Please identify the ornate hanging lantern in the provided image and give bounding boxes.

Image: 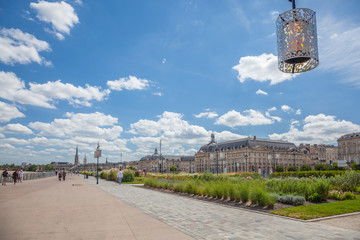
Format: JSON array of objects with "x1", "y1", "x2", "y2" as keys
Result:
[{"x1": 276, "y1": 0, "x2": 319, "y2": 73}]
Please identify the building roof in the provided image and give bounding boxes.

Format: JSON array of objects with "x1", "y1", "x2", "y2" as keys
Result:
[
  {"x1": 338, "y1": 132, "x2": 360, "y2": 141},
  {"x1": 199, "y1": 136, "x2": 296, "y2": 153},
  {"x1": 139, "y1": 149, "x2": 194, "y2": 161}
]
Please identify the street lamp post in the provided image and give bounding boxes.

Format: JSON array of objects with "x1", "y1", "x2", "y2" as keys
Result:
[
  {"x1": 245, "y1": 154, "x2": 248, "y2": 172},
  {"x1": 94, "y1": 143, "x2": 101, "y2": 185}
]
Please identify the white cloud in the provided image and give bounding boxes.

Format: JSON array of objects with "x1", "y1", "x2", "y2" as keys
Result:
[
  {"x1": 107, "y1": 76, "x2": 150, "y2": 91},
  {"x1": 268, "y1": 107, "x2": 277, "y2": 112},
  {"x1": 269, "y1": 114, "x2": 360, "y2": 144},
  {"x1": 295, "y1": 109, "x2": 301, "y2": 115},
  {"x1": 129, "y1": 111, "x2": 246, "y2": 154},
  {"x1": 0, "y1": 101, "x2": 25, "y2": 123},
  {"x1": 256, "y1": 89, "x2": 268, "y2": 95},
  {"x1": 74, "y1": 0, "x2": 83, "y2": 6},
  {"x1": 232, "y1": 53, "x2": 297, "y2": 85},
  {"x1": 0, "y1": 28, "x2": 51, "y2": 65},
  {"x1": 0, "y1": 71, "x2": 109, "y2": 109},
  {"x1": 0, "y1": 124, "x2": 33, "y2": 135},
  {"x1": 153, "y1": 92, "x2": 163, "y2": 96},
  {"x1": 29, "y1": 112, "x2": 123, "y2": 140},
  {"x1": 30, "y1": 1, "x2": 79, "y2": 40},
  {"x1": 215, "y1": 109, "x2": 277, "y2": 128},
  {"x1": 29, "y1": 79, "x2": 110, "y2": 107},
  {"x1": 162, "y1": 58, "x2": 167, "y2": 64},
  {"x1": 194, "y1": 111, "x2": 218, "y2": 119},
  {"x1": 318, "y1": 15, "x2": 360, "y2": 86},
  {"x1": 281, "y1": 105, "x2": 292, "y2": 113}
]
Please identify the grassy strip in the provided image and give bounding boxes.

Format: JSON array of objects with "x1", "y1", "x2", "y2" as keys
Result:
[
  {"x1": 122, "y1": 181, "x2": 144, "y2": 184},
  {"x1": 270, "y1": 195, "x2": 360, "y2": 220}
]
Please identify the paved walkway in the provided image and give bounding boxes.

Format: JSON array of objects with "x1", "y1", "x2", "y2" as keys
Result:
[
  {"x1": 0, "y1": 175, "x2": 193, "y2": 240},
  {"x1": 85, "y1": 176, "x2": 360, "y2": 240}
]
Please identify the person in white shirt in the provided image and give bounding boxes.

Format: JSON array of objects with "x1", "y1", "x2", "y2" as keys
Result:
[{"x1": 117, "y1": 170, "x2": 123, "y2": 184}]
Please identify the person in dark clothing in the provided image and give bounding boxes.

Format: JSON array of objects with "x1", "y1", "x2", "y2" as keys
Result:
[
  {"x1": 12, "y1": 170, "x2": 18, "y2": 185},
  {"x1": 2, "y1": 169, "x2": 9, "y2": 186},
  {"x1": 62, "y1": 171, "x2": 66, "y2": 181},
  {"x1": 58, "y1": 171, "x2": 62, "y2": 181}
]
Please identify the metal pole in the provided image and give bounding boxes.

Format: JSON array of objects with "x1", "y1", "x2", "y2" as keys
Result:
[
  {"x1": 96, "y1": 157, "x2": 99, "y2": 184},
  {"x1": 216, "y1": 149, "x2": 219, "y2": 175}
]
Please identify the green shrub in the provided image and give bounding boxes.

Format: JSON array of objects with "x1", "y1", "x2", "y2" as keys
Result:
[
  {"x1": 292, "y1": 195, "x2": 306, "y2": 205},
  {"x1": 239, "y1": 185, "x2": 250, "y2": 203},
  {"x1": 309, "y1": 193, "x2": 322, "y2": 203},
  {"x1": 122, "y1": 171, "x2": 135, "y2": 182},
  {"x1": 343, "y1": 192, "x2": 356, "y2": 200},
  {"x1": 185, "y1": 182, "x2": 197, "y2": 195},
  {"x1": 173, "y1": 182, "x2": 185, "y2": 193},
  {"x1": 329, "y1": 171, "x2": 360, "y2": 191},
  {"x1": 249, "y1": 187, "x2": 270, "y2": 207},
  {"x1": 300, "y1": 165, "x2": 312, "y2": 171},
  {"x1": 200, "y1": 171, "x2": 215, "y2": 181},
  {"x1": 134, "y1": 170, "x2": 141, "y2": 177},
  {"x1": 108, "y1": 170, "x2": 117, "y2": 181},
  {"x1": 287, "y1": 166, "x2": 298, "y2": 172}
]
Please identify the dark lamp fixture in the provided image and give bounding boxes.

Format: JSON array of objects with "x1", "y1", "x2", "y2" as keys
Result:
[{"x1": 276, "y1": 0, "x2": 319, "y2": 73}]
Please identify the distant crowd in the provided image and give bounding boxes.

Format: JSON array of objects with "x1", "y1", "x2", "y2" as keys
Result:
[
  {"x1": 55, "y1": 170, "x2": 80, "y2": 181},
  {"x1": 2, "y1": 169, "x2": 23, "y2": 186}
]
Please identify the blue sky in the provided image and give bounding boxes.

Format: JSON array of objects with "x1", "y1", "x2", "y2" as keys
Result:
[{"x1": 0, "y1": 0, "x2": 360, "y2": 165}]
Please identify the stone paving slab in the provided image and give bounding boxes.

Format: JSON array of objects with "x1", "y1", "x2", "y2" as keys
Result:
[
  {"x1": 0, "y1": 175, "x2": 194, "y2": 240},
  {"x1": 85, "y1": 176, "x2": 360, "y2": 240}
]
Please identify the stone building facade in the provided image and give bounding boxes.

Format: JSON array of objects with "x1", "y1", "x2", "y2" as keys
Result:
[
  {"x1": 134, "y1": 149, "x2": 195, "y2": 173},
  {"x1": 337, "y1": 132, "x2": 360, "y2": 164},
  {"x1": 195, "y1": 134, "x2": 309, "y2": 174}
]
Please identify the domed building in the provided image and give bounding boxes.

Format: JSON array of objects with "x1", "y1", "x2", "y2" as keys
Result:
[{"x1": 136, "y1": 148, "x2": 195, "y2": 173}]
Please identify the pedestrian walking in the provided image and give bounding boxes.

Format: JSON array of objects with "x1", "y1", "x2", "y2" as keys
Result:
[
  {"x1": 18, "y1": 170, "x2": 23, "y2": 183},
  {"x1": 58, "y1": 171, "x2": 62, "y2": 181},
  {"x1": 2, "y1": 168, "x2": 9, "y2": 186},
  {"x1": 12, "y1": 170, "x2": 18, "y2": 185},
  {"x1": 117, "y1": 169, "x2": 123, "y2": 184},
  {"x1": 62, "y1": 170, "x2": 66, "y2": 181}
]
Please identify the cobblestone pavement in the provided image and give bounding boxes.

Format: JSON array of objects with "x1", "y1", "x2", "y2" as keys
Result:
[{"x1": 84, "y1": 177, "x2": 359, "y2": 240}]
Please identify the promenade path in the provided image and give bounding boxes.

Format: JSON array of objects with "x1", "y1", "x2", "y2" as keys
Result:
[
  {"x1": 84, "y1": 176, "x2": 360, "y2": 240},
  {"x1": 0, "y1": 175, "x2": 193, "y2": 240}
]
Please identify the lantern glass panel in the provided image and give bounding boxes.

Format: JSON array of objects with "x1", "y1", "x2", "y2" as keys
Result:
[{"x1": 277, "y1": 8, "x2": 319, "y2": 73}]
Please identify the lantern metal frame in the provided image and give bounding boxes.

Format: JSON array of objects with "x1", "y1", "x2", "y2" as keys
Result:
[{"x1": 276, "y1": 0, "x2": 319, "y2": 73}]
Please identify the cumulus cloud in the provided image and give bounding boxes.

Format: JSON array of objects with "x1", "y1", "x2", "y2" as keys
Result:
[
  {"x1": 0, "y1": 28, "x2": 51, "y2": 65},
  {"x1": 0, "y1": 101, "x2": 25, "y2": 123},
  {"x1": 295, "y1": 109, "x2": 302, "y2": 115},
  {"x1": 268, "y1": 107, "x2": 277, "y2": 112},
  {"x1": 30, "y1": 1, "x2": 79, "y2": 40},
  {"x1": 29, "y1": 79, "x2": 110, "y2": 107},
  {"x1": 232, "y1": 53, "x2": 297, "y2": 85},
  {"x1": 256, "y1": 89, "x2": 268, "y2": 95},
  {"x1": 129, "y1": 111, "x2": 246, "y2": 154},
  {"x1": 318, "y1": 15, "x2": 360, "y2": 86},
  {"x1": 29, "y1": 112, "x2": 123, "y2": 140},
  {"x1": 269, "y1": 114, "x2": 360, "y2": 144},
  {"x1": 0, "y1": 71, "x2": 109, "y2": 108},
  {"x1": 281, "y1": 105, "x2": 292, "y2": 113},
  {"x1": 194, "y1": 111, "x2": 218, "y2": 119},
  {"x1": 215, "y1": 109, "x2": 278, "y2": 128},
  {"x1": 107, "y1": 76, "x2": 150, "y2": 91},
  {"x1": 0, "y1": 124, "x2": 33, "y2": 135}
]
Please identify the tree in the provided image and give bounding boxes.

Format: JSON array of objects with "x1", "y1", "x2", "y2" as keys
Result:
[
  {"x1": 287, "y1": 166, "x2": 298, "y2": 172},
  {"x1": 170, "y1": 166, "x2": 177, "y2": 172},
  {"x1": 314, "y1": 163, "x2": 330, "y2": 171},
  {"x1": 127, "y1": 165, "x2": 136, "y2": 170},
  {"x1": 27, "y1": 164, "x2": 38, "y2": 171},
  {"x1": 275, "y1": 165, "x2": 285, "y2": 172},
  {"x1": 44, "y1": 164, "x2": 54, "y2": 170},
  {"x1": 300, "y1": 164, "x2": 312, "y2": 171}
]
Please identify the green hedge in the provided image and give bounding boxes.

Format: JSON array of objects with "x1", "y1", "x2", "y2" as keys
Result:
[{"x1": 271, "y1": 171, "x2": 348, "y2": 178}]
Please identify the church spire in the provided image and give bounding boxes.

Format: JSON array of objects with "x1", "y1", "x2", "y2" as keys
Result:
[{"x1": 74, "y1": 145, "x2": 79, "y2": 165}]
